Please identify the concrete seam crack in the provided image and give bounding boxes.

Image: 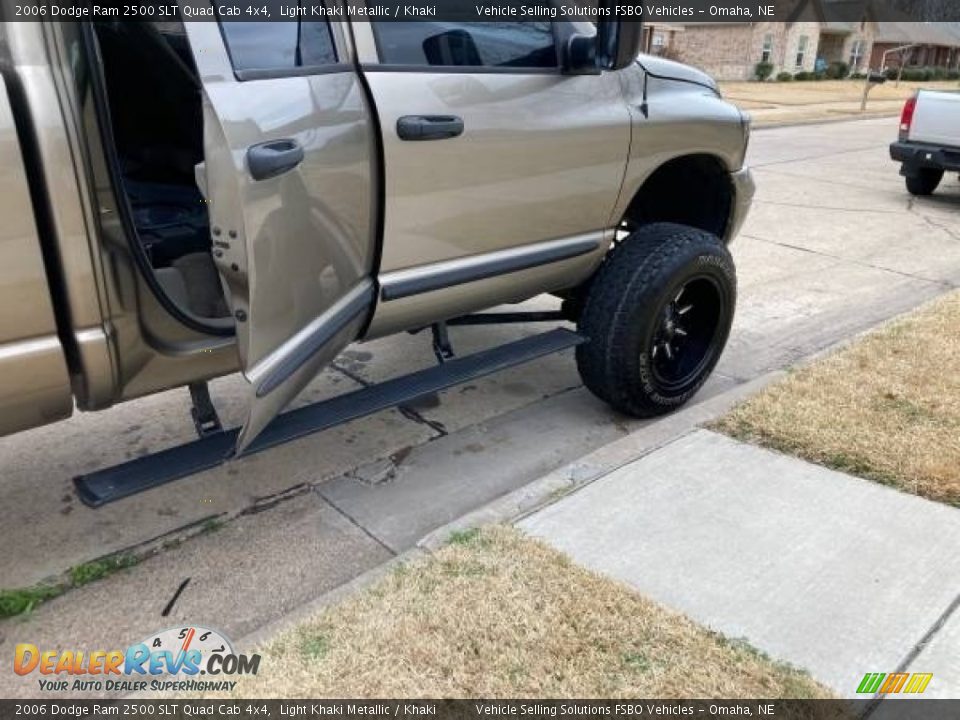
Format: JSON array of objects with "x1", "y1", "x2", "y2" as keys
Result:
[
  {"x1": 332, "y1": 361, "x2": 448, "y2": 436},
  {"x1": 756, "y1": 166, "x2": 904, "y2": 194},
  {"x1": 862, "y1": 591, "x2": 960, "y2": 718},
  {"x1": 910, "y1": 206, "x2": 960, "y2": 245},
  {"x1": 315, "y1": 488, "x2": 398, "y2": 556},
  {"x1": 751, "y1": 144, "x2": 886, "y2": 170},
  {"x1": 331, "y1": 361, "x2": 372, "y2": 387},
  {"x1": 754, "y1": 199, "x2": 905, "y2": 215},
  {"x1": 741, "y1": 234, "x2": 956, "y2": 289}
]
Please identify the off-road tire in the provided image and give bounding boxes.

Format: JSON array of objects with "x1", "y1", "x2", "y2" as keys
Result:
[
  {"x1": 906, "y1": 168, "x2": 943, "y2": 196},
  {"x1": 576, "y1": 222, "x2": 736, "y2": 417}
]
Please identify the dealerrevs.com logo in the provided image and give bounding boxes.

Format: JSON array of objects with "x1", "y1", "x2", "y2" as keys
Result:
[{"x1": 14, "y1": 626, "x2": 260, "y2": 693}]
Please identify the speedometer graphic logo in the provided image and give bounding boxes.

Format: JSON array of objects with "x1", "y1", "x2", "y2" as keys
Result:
[{"x1": 139, "y1": 626, "x2": 235, "y2": 676}]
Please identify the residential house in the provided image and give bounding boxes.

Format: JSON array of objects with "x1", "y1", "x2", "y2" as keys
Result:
[
  {"x1": 868, "y1": 22, "x2": 960, "y2": 70},
  {"x1": 668, "y1": 21, "x2": 825, "y2": 79},
  {"x1": 660, "y1": 0, "x2": 960, "y2": 81}
]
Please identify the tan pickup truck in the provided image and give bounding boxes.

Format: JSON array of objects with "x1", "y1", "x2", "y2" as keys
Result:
[{"x1": 0, "y1": 10, "x2": 753, "y2": 503}]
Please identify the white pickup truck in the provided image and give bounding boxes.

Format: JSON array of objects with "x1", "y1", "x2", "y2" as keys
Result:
[{"x1": 890, "y1": 89, "x2": 960, "y2": 196}]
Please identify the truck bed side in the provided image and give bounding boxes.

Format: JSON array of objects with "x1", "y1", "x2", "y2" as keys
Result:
[
  {"x1": 909, "y1": 90, "x2": 960, "y2": 148},
  {"x1": 0, "y1": 73, "x2": 73, "y2": 434}
]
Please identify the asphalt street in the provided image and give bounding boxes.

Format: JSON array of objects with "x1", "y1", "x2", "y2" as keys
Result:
[{"x1": 1, "y1": 116, "x2": 959, "y2": 698}]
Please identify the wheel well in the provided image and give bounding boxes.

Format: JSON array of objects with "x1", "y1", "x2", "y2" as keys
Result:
[{"x1": 622, "y1": 155, "x2": 733, "y2": 240}]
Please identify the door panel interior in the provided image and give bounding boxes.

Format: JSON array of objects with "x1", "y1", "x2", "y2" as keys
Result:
[{"x1": 184, "y1": 21, "x2": 377, "y2": 452}]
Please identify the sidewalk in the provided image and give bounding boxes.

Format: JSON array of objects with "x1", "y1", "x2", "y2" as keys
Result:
[{"x1": 519, "y1": 429, "x2": 960, "y2": 699}]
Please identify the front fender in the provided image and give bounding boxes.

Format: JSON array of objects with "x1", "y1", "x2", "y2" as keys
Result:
[{"x1": 611, "y1": 63, "x2": 752, "y2": 240}]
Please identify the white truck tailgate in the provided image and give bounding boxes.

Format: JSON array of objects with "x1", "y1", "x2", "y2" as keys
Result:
[{"x1": 909, "y1": 90, "x2": 960, "y2": 147}]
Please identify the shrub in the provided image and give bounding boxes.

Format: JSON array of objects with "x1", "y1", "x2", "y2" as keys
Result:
[
  {"x1": 776, "y1": 71, "x2": 794, "y2": 81},
  {"x1": 755, "y1": 61, "x2": 775, "y2": 81},
  {"x1": 850, "y1": 72, "x2": 866, "y2": 80},
  {"x1": 931, "y1": 67, "x2": 947, "y2": 81},
  {"x1": 794, "y1": 71, "x2": 812, "y2": 81},
  {"x1": 946, "y1": 69, "x2": 960, "y2": 80},
  {"x1": 826, "y1": 61, "x2": 849, "y2": 79}
]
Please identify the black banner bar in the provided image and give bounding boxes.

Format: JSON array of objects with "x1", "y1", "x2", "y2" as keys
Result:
[
  {"x1": 1, "y1": 0, "x2": 960, "y2": 22},
  {"x1": 2, "y1": 700, "x2": 960, "y2": 720}
]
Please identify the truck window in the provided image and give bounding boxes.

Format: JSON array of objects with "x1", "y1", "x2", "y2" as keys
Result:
[
  {"x1": 218, "y1": 17, "x2": 337, "y2": 74},
  {"x1": 372, "y1": 22, "x2": 558, "y2": 70}
]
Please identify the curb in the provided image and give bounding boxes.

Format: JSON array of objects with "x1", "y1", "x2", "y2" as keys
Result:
[
  {"x1": 228, "y1": 370, "x2": 784, "y2": 654},
  {"x1": 177, "y1": 290, "x2": 960, "y2": 656},
  {"x1": 417, "y1": 369, "x2": 786, "y2": 551},
  {"x1": 232, "y1": 550, "x2": 424, "y2": 653},
  {"x1": 752, "y1": 110, "x2": 898, "y2": 130}
]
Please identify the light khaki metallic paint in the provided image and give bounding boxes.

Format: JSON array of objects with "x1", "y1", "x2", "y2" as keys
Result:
[
  {"x1": 370, "y1": 232, "x2": 608, "y2": 338},
  {"x1": 183, "y1": 20, "x2": 377, "y2": 450},
  {"x1": 612, "y1": 60, "x2": 755, "y2": 241},
  {"x1": 0, "y1": 20, "x2": 754, "y2": 442},
  {"x1": 352, "y1": 21, "x2": 632, "y2": 337},
  {"x1": 363, "y1": 67, "x2": 631, "y2": 271},
  {"x1": 47, "y1": 22, "x2": 240, "y2": 405},
  {"x1": 3, "y1": 22, "x2": 240, "y2": 424},
  {"x1": 0, "y1": 73, "x2": 73, "y2": 434},
  {"x1": 2, "y1": 23, "x2": 117, "y2": 415}
]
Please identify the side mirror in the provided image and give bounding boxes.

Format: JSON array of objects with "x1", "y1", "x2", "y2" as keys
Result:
[
  {"x1": 596, "y1": 19, "x2": 644, "y2": 71},
  {"x1": 564, "y1": 33, "x2": 600, "y2": 75}
]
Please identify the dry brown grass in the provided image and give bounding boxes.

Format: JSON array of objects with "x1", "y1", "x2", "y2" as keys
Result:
[
  {"x1": 719, "y1": 79, "x2": 959, "y2": 106},
  {"x1": 215, "y1": 526, "x2": 828, "y2": 699},
  {"x1": 718, "y1": 79, "x2": 960, "y2": 126},
  {"x1": 715, "y1": 291, "x2": 960, "y2": 506}
]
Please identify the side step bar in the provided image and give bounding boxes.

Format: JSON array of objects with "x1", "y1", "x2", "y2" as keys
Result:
[{"x1": 74, "y1": 328, "x2": 586, "y2": 508}]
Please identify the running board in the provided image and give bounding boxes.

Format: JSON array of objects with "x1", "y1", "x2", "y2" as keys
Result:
[{"x1": 74, "y1": 328, "x2": 586, "y2": 508}]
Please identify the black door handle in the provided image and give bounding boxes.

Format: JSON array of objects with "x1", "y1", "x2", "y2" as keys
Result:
[
  {"x1": 397, "y1": 115, "x2": 464, "y2": 141},
  {"x1": 247, "y1": 139, "x2": 304, "y2": 181}
]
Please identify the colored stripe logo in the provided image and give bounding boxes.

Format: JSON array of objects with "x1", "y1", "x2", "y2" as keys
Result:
[{"x1": 857, "y1": 672, "x2": 932, "y2": 694}]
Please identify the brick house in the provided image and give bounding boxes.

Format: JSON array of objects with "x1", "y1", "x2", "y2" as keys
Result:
[
  {"x1": 868, "y1": 22, "x2": 960, "y2": 71},
  {"x1": 660, "y1": 1, "x2": 960, "y2": 81},
  {"x1": 668, "y1": 21, "x2": 825, "y2": 79}
]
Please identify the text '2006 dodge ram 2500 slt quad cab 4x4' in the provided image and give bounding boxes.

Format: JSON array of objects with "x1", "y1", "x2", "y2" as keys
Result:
[
  {"x1": 891, "y1": 88, "x2": 960, "y2": 196},
  {"x1": 0, "y1": 6, "x2": 754, "y2": 505}
]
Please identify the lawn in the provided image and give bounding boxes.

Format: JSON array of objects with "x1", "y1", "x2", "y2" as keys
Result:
[
  {"x1": 715, "y1": 291, "x2": 960, "y2": 506},
  {"x1": 719, "y1": 79, "x2": 960, "y2": 107},
  {"x1": 718, "y1": 79, "x2": 960, "y2": 125},
  {"x1": 212, "y1": 526, "x2": 829, "y2": 699}
]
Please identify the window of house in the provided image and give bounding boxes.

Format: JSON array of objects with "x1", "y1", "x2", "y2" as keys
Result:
[
  {"x1": 849, "y1": 38, "x2": 864, "y2": 69},
  {"x1": 761, "y1": 34, "x2": 774, "y2": 63},
  {"x1": 372, "y1": 22, "x2": 558, "y2": 69},
  {"x1": 796, "y1": 35, "x2": 809, "y2": 68},
  {"x1": 652, "y1": 32, "x2": 666, "y2": 56},
  {"x1": 219, "y1": 19, "x2": 337, "y2": 73}
]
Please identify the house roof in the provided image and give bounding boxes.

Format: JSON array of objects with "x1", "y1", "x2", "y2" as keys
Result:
[
  {"x1": 874, "y1": 21, "x2": 960, "y2": 46},
  {"x1": 821, "y1": 21, "x2": 859, "y2": 33},
  {"x1": 820, "y1": 1, "x2": 870, "y2": 25}
]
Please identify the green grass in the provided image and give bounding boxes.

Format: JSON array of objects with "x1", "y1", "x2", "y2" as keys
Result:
[
  {"x1": 299, "y1": 634, "x2": 330, "y2": 661},
  {"x1": 69, "y1": 554, "x2": 138, "y2": 587},
  {"x1": 202, "y1": 518, "x2": 226, "y2": 534},
  {"x1": 446, "y1": 527, "x2": 482, "y2": 546},
  {"x1": 1, "y1": 512, "x2": 234, "y2": 620},
  {"x1": 1, "y1": 553, "x2": 140, "y2": 619},
  {"x1": 0, "y1": 586, "x2": 63, "y2": 618}
]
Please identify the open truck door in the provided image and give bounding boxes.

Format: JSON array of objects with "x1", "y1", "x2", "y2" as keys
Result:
[{"x1": 183, "y1": 16, "x2": 378, "y2": 454}]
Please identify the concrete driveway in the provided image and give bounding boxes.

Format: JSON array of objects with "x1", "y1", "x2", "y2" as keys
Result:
[{"x1": 1, "y1": 116, "x2": 958, "y2": 698}]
